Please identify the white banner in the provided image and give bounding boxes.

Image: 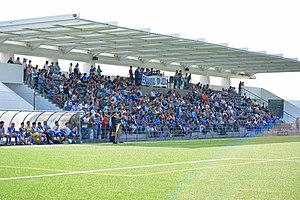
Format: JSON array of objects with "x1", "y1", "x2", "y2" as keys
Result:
[{"x1": 142, "y1": 75, "x2": 167, "y2": 87}]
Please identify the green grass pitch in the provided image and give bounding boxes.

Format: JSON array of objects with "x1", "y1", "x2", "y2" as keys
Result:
[{"x1": 0, "y1": 136, "x2": 300, "y2": 200}]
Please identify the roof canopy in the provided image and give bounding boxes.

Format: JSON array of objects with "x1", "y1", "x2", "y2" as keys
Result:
[
  {"x1": 1, "y1": 14, "x2": 300, "y2": 78},
  {"x1": 0, "y1": 110, "x2": 79, "y2": 128}
]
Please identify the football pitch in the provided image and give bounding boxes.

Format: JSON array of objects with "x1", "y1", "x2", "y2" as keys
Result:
[{"x1": 0, "y1": 136, "x2": 300, "y2": 200}]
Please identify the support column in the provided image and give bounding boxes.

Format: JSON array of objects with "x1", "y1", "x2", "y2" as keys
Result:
[
  {"x1": 199, "y1": 75, "x2": 210, "y2": 85},
  {"x1": 0, "y1": 50, "x2": 14, "y2": 63},
  {"x1": 221, "y1": 77, "x2": 231, "y2": 88}
]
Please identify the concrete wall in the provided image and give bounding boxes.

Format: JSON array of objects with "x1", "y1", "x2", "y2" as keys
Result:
[
  {"x1": 4, "y1": 83, "x2": 61, "y2": 111},
  {"x1": 244, "y1": 86, "x2": 300, "y2": 120},
  {"x1": 0, "y1": 63, "x2": 23, "y2": 84},
  {"x1": 243, "y1": 86, "x2": 262, "y2": 97},
  {"x1": 0, "y1": 82, "x2": 33, "y2": 110}
]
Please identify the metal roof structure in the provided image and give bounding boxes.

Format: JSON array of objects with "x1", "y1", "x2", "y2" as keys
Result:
[
  {"x1": 1, "y1": 14, "x2": 300, "y2": 78},
  {"x1": 0, "y1": 110, "x2": 79, "y2": 128}
]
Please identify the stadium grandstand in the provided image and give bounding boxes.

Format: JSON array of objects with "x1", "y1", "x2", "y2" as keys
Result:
[{"x1": 0, "y1": 14, "x2": 300, "y2": 145}]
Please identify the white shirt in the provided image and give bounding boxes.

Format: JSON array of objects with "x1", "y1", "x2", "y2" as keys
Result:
[
  {"x1": 69, "y1": 65, "x2": 73, "y2": 74},
  {"x1": 22, "y1": 62, "x2": 27, "y2": 70},
  {"x1": 61, "y1": 126, "x2": 71, "y2": 135},
  {"x1": 44, "y1": 63, "x2": 49, "y2": 70},
  {"x1": 53, "y1": 125, "x2": 59, "y2": 133}
]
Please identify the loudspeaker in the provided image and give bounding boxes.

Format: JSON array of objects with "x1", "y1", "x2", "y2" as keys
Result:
[{"x1": 92, "y1": 56, "x2": 98, "y2": 60}]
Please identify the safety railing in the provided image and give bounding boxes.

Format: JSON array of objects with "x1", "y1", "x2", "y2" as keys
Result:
[
  {"x1": 241, "y1": 87, "x2": 296, "y2": 123},
  {"x1": 24, "y1": 78, "x2": 65, "y2": 108},
  {"x1": 78, "y1": 121, "x2": 298, "y2": 143}
]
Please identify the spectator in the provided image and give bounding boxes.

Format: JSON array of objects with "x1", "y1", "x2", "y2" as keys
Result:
[
  {"x1": 74, "y1": 63, "x2": 80, "y2": 78},
  {"x1": 238, "y1": 81, "x2": 244, "y2": 94},
  {"x1": 14, "y1": 57, "x2": 21, "y2": 65},
  {"x1": 129, "y1": 66, "x2": 133, "y2": 83},
  {"x1": 7, "y1": 57, "x2": 14, "y2": 64},
  {"x1": 54, "y1": 62, "x2": 61, "y2": 74},
  {"x1": 43, "y1": 61, "x2": 49, "y2": 71},
  {"x1": 48, "y1": 62, "x2": 55, "y2": 75},
  {"x1": 26, "y1": 60, "x2": 33, "y2": 85},
  {"x1": 134, "y1": 67, "x2": 142, "y2": 86},
  {"x1": 22, "y1": 58, "x2": 27, "y2": 81},
  {"x1": 96, "y1": 65, "x2": 102, "y2": 76},
  {"x1": 89, "y1": 65, "x2": 95, "y2": 75},
  {"x1": 69, "y1": 63, "x2": 73, "y2": 75}
]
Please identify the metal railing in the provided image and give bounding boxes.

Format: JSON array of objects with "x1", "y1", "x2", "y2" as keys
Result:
[
  {"x1": 241, "y1": 87, "x2": 268, "y2": 106},
  {"x1": 25, "y1": 79, "x2": 65, "y2": 108},
  {"x1": 241, "y1": 87, "x2": 296, "y2": 123},
  {"x1": 78, "y1": 121, "x2": 299, "y2": 143}
]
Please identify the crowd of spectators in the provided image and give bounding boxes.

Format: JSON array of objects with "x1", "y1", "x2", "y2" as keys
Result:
[{"x1": 7, "y1": 57, "x2": 281, "y2": 141}]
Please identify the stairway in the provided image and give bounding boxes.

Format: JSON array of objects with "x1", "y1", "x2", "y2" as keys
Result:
[{"x1": 4, "y1": 83, "x2": 62, "y2": 111}]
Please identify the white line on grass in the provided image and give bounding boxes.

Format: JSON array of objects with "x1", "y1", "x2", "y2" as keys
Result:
[
  {"x1": 0, "y1": 158, "x2": 234, "y2": 181},
  {"x1": 232, "y1": 158, "x2": 300, "y2": 162},
  {"x1": 1, "y1": 157, "x2": 299, "y2": 181}
]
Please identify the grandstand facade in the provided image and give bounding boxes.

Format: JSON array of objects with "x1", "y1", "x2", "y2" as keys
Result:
[{"x1": 0, "y1": 14, "x2": 300, "y2": 145}]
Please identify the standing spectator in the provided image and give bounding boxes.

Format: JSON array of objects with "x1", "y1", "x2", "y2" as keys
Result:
[
  {"x1": 32, "y1": 65, "x2": 39, "y2": 89},
  {"x1": 129, "y1": 66, "x2": 133, "y2": 83},
  {"x1": 22, "y1": 58, "x2": 27, "y2": 82},
  {"x1": 14, "y1": 57, "x2": 21, "y2": 65},
  {"x1": 69, "y1": 63, "x2": 73, "y2": 75},
  {"x1": 54, "y1": 62, "x2": 61, "y2": 74},
  {"x1": 63, "y1": 81, "x2": 70, "y2": 101},
  {"x1": 134, "y1": 67, "x2": 142, "y2": 86},
  {"x1": 26, "y1": 60, "x2": 33, "y2": 85},
  {"x1": 101, "y1": 114, "x2": 109, "y2": 139},
  {"x1": 43, "y1": 61, "x2": 49, "y2": 71},
  {"x1": 178, "y1": 70, "x2": 183, "y2": 89},
  {"x1": 238, "y1": 81, "x2": 244, "y2": 94},
  {"x1": 174, "y1": 70, "x2": 179, "y2": 89},
  {"x1": 48, "y1": 62, "x2": 55, "y2": 75},
  {"x1": 89, "y1": 65, "x2": 95, "y2": 75},
  {"x1": 7, "y1": 57, "x2": 14, "y2": 64},
  {"x1": 94, "y1": 114, "x2": 101, "y2": 139},
  {"x1": 96, "y1": 65, "x2": 102, "y2": 76},
  {"x1": 74, "y1": 63, "x2": 80, "y2": 78}
]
